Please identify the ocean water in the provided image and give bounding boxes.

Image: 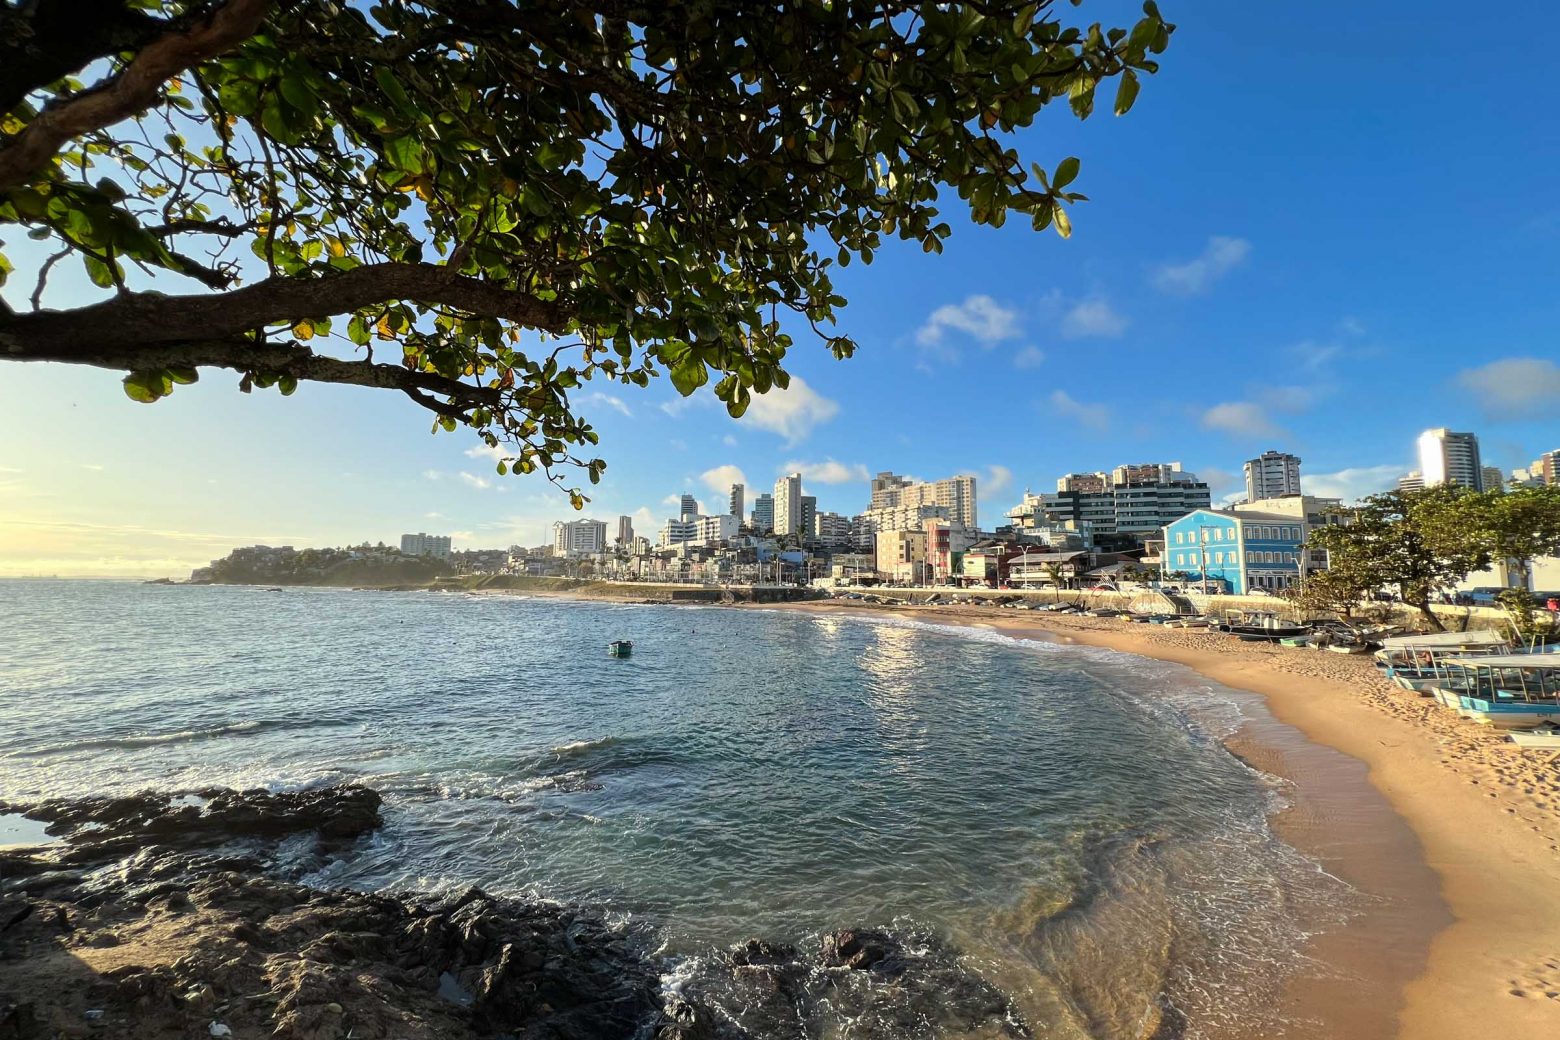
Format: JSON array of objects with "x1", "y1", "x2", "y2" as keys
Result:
[{"x1": 0, "y1": 581, "x2": 1352, "y2": 1038}]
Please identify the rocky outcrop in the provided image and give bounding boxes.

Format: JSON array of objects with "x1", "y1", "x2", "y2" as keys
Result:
[{"x1": 0, "y1": 787, "x2": 1029, "y2": 1040}]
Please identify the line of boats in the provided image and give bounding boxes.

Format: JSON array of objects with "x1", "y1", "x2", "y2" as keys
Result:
[{"x1": 1373, "y1": 630, "x2": 1560, "y2": 735}]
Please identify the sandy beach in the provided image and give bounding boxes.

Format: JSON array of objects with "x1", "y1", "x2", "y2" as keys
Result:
[{"x1": 755, "y1": 597, "x2": 1560, "y2": 1040}]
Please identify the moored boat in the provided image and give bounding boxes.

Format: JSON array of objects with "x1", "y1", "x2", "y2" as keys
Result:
[{"x1": 608, "y1": 640, "x2": 634, "y2": 658}]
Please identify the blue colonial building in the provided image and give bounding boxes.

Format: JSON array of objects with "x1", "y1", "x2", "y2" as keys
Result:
[{"x1": 1161, "y1": 508, "x2": 1311, "y2": 594}]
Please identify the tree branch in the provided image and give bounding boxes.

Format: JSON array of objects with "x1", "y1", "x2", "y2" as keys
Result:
[
  {"x1": 0, "y1": 0, "x2": 275, "y2": 194},
  {"x1": 0, "y1": 0, "x2": 169, "y2": 116},
  {"x1": 0, "y1": 330, "x2": 501, "y2": 414},
  {"x1": 0, "y1": 262, "x2": 566, "y2": 357}
]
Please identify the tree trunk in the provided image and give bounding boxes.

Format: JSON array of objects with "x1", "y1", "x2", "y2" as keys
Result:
[{"x1": 1413, "y1": 598, "x2": 1444, "y2": 632}]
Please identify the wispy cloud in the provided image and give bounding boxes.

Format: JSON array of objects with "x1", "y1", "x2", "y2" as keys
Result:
[
  {"x1": 1456, "y1": 358, "x2": 1560, "y2": 419},
  {"x1": 1288, "y1": 340, "x2": 1345, "y2": 374},
  {"x1": 1199, "y1": 402, "x2": 1286, "y2": 439},
  {"x1": 1060, "y1": 298, "x2": 1129, "y2": 339},
  {"x1": 699, "y1": 464, "x2": 748, "y2": 497},
  {"x1": 782, "y1": 459, "x2": 869, "y2": 485},
  {"x1": 1047, "y1": 390, "x2": 1111, "y2": 431},
  {"x1": 458, "y1": 472, "x2": 493, "y2": 490},
  {"x1": 464, "y1": 442, "x2": 516, "y2": 462},
  {"x1": 742, "y1": 376, "x2": 839, "y2": 444},
  {"x1": 970, "y1": 464, "x2": 1013, "y2": 499},
  {"x1": 916, "y1": 295, "x2": 1021, "y2": 347},
  {"x1": 1152, "y1": 236, "x2": 1250, "y2": 295},
  {"x1": 1013, "y1": 346, "x2": 1046, "y2": 370},
  {"x1": 583, "y1": 391, "x2": 633, "y2": 417},
  {"x1": 1303, "y1": 465, "x2": 1404, "y2": 503}
]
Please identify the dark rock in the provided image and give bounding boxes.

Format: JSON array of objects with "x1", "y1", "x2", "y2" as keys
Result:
[
  {"x1": 819, "y1": 928, "x2": 892, "y2": 970},
  {"x1": 0, "y1": 1003, "x2": 41, "y2": 1040},
  {"x1": 728, "y1": 939, "x2": 794, "y2": 967}
]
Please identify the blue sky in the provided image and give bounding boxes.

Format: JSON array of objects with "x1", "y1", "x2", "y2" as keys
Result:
[{"x1": 4, "y1": 0, "x2": 1559, "y2": 576}]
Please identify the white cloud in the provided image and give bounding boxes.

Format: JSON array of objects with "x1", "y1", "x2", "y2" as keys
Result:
[
  {"x1": 458, "y1": 472, "x2": 493, "y2": 490},
  {"x1": 1152, "y1": 236, "x2": 1251, "y2": 295},
  {"x1": 977, "y1": 464, "x2": 1013, "y2": 498},
  {"x1": 742, "y1": 376, "x2": 839, "y2": 444},
  {"x1": 1047, "y1": 390, "x2": 1111, "y2": 432},
  {"x1": 722, "y1": 435, "x2": 738, "y2": 447},
  {"x1": 1013, "y1": 346, "x2": 1046, "y2": 370},
  {"x1": 916, "y1": 295, "x2": 1021, "y2": 346},
  {"x1": 422, "y1": 469, "x2": 442, "y2": 481},
  {"x1": 1456, "y1": 358, "x2": 1560, "y2": 419},
  {"x1": 1303, "y1": 465, "x2": 1404, "y2": 503},
  {"x1": 660, "y1": 394, "x2": 715, "y2": 417},
  {"x1": 1288, "y1": 340, "x2": 1344, "y2": 373},
  {"x1": 1199, "y1": 402, "x2": 1287, "y2": 439},
  {"x1": 1260, "y1": 385, "x2": 1321, "y2": 412},
  {"x1": 661, "y1": 494, "x2": 685, "y2": 508},
  {"x1": 583, "y1": 391, "x2": 633, "y2": 417},
  {"x1": 424, "y1": 511, "x2": 445, "y2": 520},
  {"x1": 700, "y1": 464, "x2": 748, "y2": 496},
  {"x1": 1199, "y1": 466, "x2": 1244, "y2": 504},
  {"x1": 464, "y1": 442, "x2": 514, "y2": 462},
  {"x1": 1061, "y1": 298, "x2": 1128, "y2": 339},
  {"x1": 782, "y1": 459, "x2": 870, "y2": 485}
]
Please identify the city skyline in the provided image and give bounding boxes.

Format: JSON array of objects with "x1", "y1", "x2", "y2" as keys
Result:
[{"x1": 4, "y1": 0, "x2": 1560, "y2": 575}]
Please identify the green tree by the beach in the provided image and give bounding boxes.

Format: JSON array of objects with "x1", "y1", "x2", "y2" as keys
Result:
[
  {"x1": 0, "y1": 0, "x2": 1173, "y2": 504},
  {"x1": 1307, "y1": 486, "x2": 1490, "y2": 631},
  {"x1": 1462, "y1": 484, "x2": 1560, "y2": 638}
]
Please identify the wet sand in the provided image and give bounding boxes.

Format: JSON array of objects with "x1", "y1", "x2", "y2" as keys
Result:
[{"x1": 758, "y1": 599, "x2": 1560, "y2": 1040}]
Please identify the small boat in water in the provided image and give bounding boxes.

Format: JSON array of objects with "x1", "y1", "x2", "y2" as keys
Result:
[{"x1": 608, "y1": 640, "x2": 634, "y2": 658}]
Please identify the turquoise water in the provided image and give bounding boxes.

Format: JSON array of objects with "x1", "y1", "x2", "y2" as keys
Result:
[{"x1": 0, "y1": 581, "x2": 1350, "y2": 1038}]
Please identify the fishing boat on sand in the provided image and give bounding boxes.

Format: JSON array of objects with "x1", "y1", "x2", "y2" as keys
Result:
[
  {"x1": 1427, "y1": 657, "x2": 1560, "y2": 729},
  {"x1": 1373, "y1": 631, "x2": 1510, "y2": 692}
]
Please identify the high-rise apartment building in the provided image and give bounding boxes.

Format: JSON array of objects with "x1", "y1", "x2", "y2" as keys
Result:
[
  {"x1": 751, "y1": 493, "x2": 775, "y2": 533},
  {"x1": 1056, "y1": 472, "x2": 1109, "y2": 494},
  {"x1": 729, "y1": 483, "x2": 745, "y2": 521},
  {"x1": 678, "y1": 493, "x2": 698, "y2": 520},
  {"x1": 773, "y1": 473, "x2": 803, "y2": 536},
  {"x1": 813, "y1": 511, "x2": 854, "y2": 548},
  {"x1": 1482, "y1": 466, "x2": 1505, "y2": 493},
  {"x1": 1397, "y1": 472, "x2": 1425, "y2": 493},
  {"x1": 1040, "y1": 462, "x2": 1209, "y2": 542},
  {"x1": 800, "y1": 495, "x2": 817, "y2": 540},
  {"x1": 1417, "y1": 428, "x2": 1484, "y2": 490},
  {"x1": 1528, "y1": 452, "x2": 1553, "y2": 489},
  {"x1": 865, "y1": 472, "x2": 977, "y2": 529},
  {"x1": 1243, "y1": 451, "x2": 1302, "y2": 502},
  {"x1": 552, "y1": 519, "x2": 607, "y2": 557},
  {"x1": 615, "y1": 515, "x2": 634, "y2": 544},
  {"x1": 400, "y1": 532, "x2": 452, "y2": 559}
]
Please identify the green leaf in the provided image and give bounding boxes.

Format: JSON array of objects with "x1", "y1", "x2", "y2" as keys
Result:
[
  {"x1": 383, "y1": 136, "x2": 426, "y2": 174},
  {"x1": 167, "y1": 366, "x2": 199, "y2": 385},
  {"x1": 1114, "y1": 70, "x2": 1141, "y2": 116},
  {"x1": 122, "y1": 371, "x2": 166, "y2": 404},
  {"x1": 669, "y1": 357, "x2": 708, "y2": 397},
  {"x1": 278, "y1": 374, "x2": 299, "y2": 396},
  {"x1": 1053, "y1": 156, "x2": 1080, "y2": 189}
]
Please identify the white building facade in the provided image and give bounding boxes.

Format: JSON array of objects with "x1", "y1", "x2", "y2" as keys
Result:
[{"x1": 553, "y1": 519, "x2": 607, "y2": 557}]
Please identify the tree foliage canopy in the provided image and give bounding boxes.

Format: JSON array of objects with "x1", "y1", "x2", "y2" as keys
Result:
[
  {"x1": 0, "y1": 0, "x2": 1172, "y2": 500},
  {"x1": 1307, "y1": 486, "x2": 1492, "y2": 631}
]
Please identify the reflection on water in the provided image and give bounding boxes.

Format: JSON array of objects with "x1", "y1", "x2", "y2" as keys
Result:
[{"x1": 0, "y1": 582, "x2": 1353, "y2": 1038}]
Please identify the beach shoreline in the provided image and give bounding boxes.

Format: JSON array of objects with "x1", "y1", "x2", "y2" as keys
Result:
[{"x1": 739, "y1": 597, "x2": 1560, "y2": 1040}]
